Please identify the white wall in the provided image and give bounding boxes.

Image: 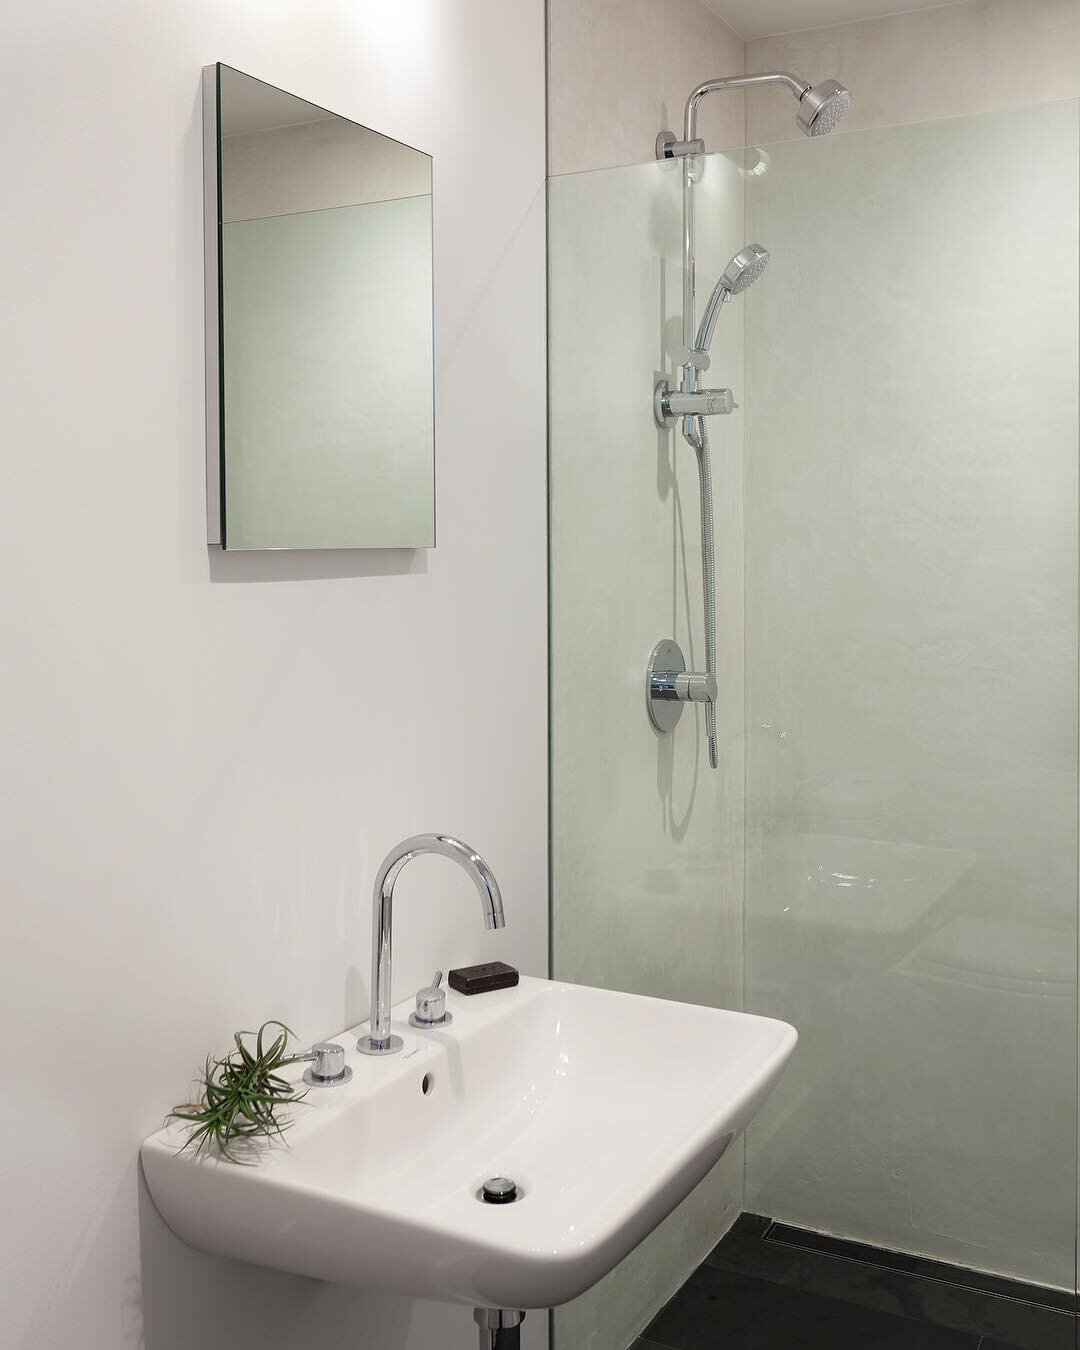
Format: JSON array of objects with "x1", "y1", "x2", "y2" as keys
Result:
[{"x1": 0, "y1": 2, "x2": 547, "y2": 1349}]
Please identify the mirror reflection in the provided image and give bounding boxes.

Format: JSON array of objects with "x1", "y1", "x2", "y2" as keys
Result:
[{"x1": 206, "y1": 64, "x2": 434, "y2": 550}]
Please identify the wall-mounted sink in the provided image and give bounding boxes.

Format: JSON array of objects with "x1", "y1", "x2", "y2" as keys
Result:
[{"x1": 142, "y1": 977, "x2": 795, "y2": 1310}]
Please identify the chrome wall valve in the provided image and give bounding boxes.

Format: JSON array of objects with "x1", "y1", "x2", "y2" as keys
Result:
[{"x1": 646, "y1": 640, "x2": 717, "y2": 734}]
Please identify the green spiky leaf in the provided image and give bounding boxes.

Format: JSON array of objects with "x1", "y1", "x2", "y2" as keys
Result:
[{"x1": 168, "y1": 1020, "x2": 308, "y2": 1164}]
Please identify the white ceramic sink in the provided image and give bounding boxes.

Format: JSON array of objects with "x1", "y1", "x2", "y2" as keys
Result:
[{"x1": 142, "y1": 977, "x2": 795, "y2": 1310}]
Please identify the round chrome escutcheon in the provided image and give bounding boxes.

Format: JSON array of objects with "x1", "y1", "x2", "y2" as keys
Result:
[{"x1": 646, "y1": 638, "x2": 687, "y2": 734}]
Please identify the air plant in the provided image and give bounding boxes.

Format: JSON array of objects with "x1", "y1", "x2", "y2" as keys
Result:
[{"x1": 169, "y1": 1020, "x2": 308, "y2": 1163}]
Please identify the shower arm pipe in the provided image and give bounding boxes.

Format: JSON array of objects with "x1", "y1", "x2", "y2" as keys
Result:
[{"x1": 683, "y1": 71, "x2": 808, "y2": 143}]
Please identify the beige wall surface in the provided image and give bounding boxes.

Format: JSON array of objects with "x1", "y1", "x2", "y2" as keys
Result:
[
  {"x1": 747, "y1": 0, "x2": 1080, "y2": 142},
  {"x1": 547, "y1": 0, "x2": 745, "y2": 175},
  {"x1": 222, "y1": 117, "x2": 431, "y2": 221},
  {"x1": 549, "y1": 0, "x2": 1080, "y2": 177}
]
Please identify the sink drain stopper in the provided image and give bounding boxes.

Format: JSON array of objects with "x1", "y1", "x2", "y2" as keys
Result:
[{"x1": 480, "y1": 1176, "x2": 519, "y2": 1205}]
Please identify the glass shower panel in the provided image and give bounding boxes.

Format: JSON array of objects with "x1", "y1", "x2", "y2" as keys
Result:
[
  {"x1": 550, "y1": 98, "x2": 1078, "y2": 1350},
  {"x1": 549, "y1": 149, "x2": 749, "y2": 1350},
  {"x1": 743, "y1": 100, "x2": 1079, "y2": 1294}
]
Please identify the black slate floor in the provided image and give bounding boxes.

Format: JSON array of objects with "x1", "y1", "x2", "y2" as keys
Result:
[{"x1": 631, "y1": 1215, "x2": 1076, "y2": 1350}]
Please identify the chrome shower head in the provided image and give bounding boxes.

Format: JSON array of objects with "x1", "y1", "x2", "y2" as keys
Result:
[
  {"x1": 722, "y1": 243, "x2": 770, "y2": 295},
  {"x1": 796, "y1": 78, "x2": 851, "y2": 136},
  {"x1": 694, "y1": 243, "x2": 770, "y2": 353},
  {"x1": 664, "y1": 71, "x2": 852, "y2": 159}
]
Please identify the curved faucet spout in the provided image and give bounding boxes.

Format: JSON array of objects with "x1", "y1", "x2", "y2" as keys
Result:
[{"x1": 361, "y1": 833, "x2": 505, "y2": 1055}]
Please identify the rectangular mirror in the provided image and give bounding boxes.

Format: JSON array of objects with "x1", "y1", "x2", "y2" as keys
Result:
[{"x1": 203, "y1": 64, "x2": 434, "y2": 550}]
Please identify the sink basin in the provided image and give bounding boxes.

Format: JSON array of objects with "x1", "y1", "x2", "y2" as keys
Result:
[{"x1": 141, "y1": 977, "x2": 795, "y2": 1310}]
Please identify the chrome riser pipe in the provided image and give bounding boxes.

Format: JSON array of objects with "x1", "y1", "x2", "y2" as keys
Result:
[{"x1": 474, "y1": 1308, "x2": 524, "y2": 1350}]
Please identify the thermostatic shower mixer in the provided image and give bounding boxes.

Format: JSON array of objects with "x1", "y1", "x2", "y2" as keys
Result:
[{"x1": 654, "y1": 384, "x2": 737, "y2": 426}]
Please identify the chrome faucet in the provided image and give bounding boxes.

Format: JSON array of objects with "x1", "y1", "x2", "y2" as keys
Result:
[{"x1": 357, "y1": 833, "x2": 505, "y2": 1056}]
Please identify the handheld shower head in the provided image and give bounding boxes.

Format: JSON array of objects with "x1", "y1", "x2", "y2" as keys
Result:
[
  {"x1": 694, "y1": 243, "x2": 770, "y2": 354},
  {"x1": 796, "y1": 78, "x2": 851, "y2": 136},
  {"x1": 722, "y1": 244, "x2": 770, "y2": 295}
]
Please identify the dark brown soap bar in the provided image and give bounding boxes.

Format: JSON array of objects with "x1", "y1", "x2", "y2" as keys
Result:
[{"x1": 448, "y1": 961, "x2": 519, "y2": 995}]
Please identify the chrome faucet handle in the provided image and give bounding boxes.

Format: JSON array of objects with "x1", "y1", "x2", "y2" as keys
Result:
[
  {"x1": 299, "y1": 1042, "x2": 353, "y2": 1087},
  {"x1": 409, "y1": 970, "x2": 453, "y2": 1029}
]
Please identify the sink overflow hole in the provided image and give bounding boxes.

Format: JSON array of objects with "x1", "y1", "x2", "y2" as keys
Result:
[{"x1": 421, "y1": 1073, "x2": 434, "y2": 1096}]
